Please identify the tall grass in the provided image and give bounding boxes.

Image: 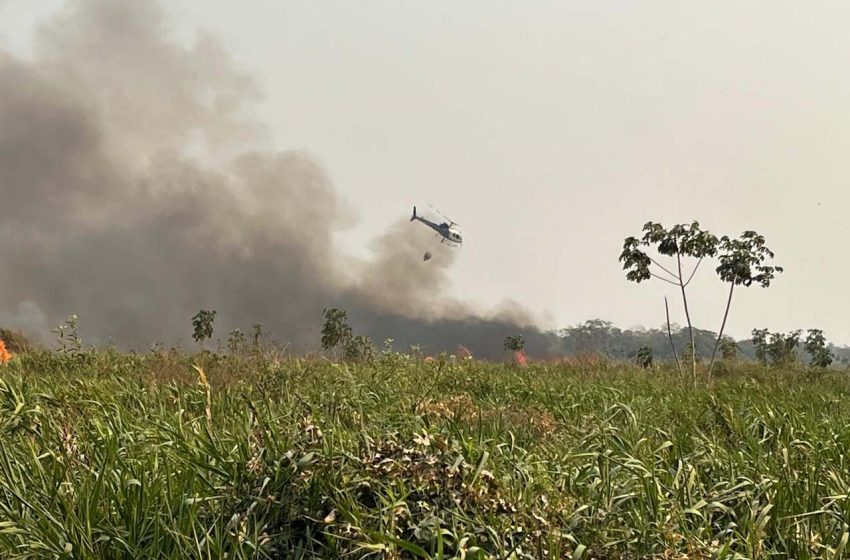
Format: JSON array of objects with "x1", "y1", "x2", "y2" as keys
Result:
[{"x1": 1, "y1": 349, "x2": 849, "y2": 558}]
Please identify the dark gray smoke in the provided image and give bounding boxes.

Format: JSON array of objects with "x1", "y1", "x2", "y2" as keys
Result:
[{"x1": 0, "y1": 0, "x2": 556, "y2": 358}]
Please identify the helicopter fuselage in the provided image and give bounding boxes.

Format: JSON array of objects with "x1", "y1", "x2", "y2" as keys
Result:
[{"x1": 411, "y1": 207, "x2": 462, "y2": 245}]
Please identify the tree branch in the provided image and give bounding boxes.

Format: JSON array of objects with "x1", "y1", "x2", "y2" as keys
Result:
[
  {"x1": 665, "y1": 296, "x2": 682, "y2": 373},
  {"x1": 683, "y1": 257, "x2": 703, "y2": 288},
  {"x1": 707, "y1": 282, "x2": 735, "y2": 379},
  {"x1": 649, "y1": 257, "x2": 680, "y2": 282},
  {"x1": 651, "y1": 273, "x2": 681, "y2": 286},
  {"x1": 677, "y1": 251, "x2": 697, "y2": 384}
]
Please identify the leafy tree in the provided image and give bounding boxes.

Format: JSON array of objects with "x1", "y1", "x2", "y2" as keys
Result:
[
  {"x1": 683, "y1": 342, "x2": 699, "y2": 366},
  {"x1": 227, "y1": 329, "x2": 245, "y2": 354},
  {"x1": 620, "y1": 221, "x2": 718, "y2": 381},
  {"x1": 321, "y1": 308, "x2": 352, "y2": 354},
  {"x1": 707, "y1": 232, "x2": 782, "y2": 376},
  {"x1": 804, "y1": 329, "x2": 834, "y2": 368},
  {"x1": 252, "y1": 323, "x2": 264, "y2": 352},
  {"x1": 559, "y1": 319, "x2": 724, "y2": 363},
  {"x1": 191, "y1": 310, "x2": 216, "y2": 350},
  {"x1": 768, "y1": 330, "x2": 801, "y2": 366},
  {"x1": 752, "y1": 328, "x2": 800, "y2": 367},
  {"x1": 720, "y1": 337, "x2": 739, "y2": 361},
  {"x1": 321, "y1": 308, "x2": 373, "y2": 362},
  {"x1": 344, "y1": 335, "x2": 375, "y2": 363},
  {"x1": 559, "y1": 319, "x2": 617, "y2": 355},
  {"x1": 752, "y1": 328, "x2": 769, "y2": 365},
  {"x1": 503, "y1": 334, "x2": 525, "y2": 353},
  {"x1": 636, "y1": 345, "x2": 653, "y2": 368}
]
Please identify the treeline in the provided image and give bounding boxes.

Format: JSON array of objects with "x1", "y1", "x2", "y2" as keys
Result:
[
  {"x1": 555, "y1": 319, "x2": 850, "y2": 366},
  {"x1": 557, "y1": 320, "x2": 732, "y2": 361},
  {"x1": 4, "y1": 312, "x2": 849, "y2": 367}
]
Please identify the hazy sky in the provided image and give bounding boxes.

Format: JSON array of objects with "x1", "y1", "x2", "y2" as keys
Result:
[{"x1": 2, "y1": 1, "x2": 849, "y2": 343}]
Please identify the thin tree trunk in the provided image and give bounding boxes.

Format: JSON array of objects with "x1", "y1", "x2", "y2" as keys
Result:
[
  {"x1": 665, "y1": 296, "x2": 682, "y2": 372},
  {"x1": 707, "y1": 282, "x2": 735, "y2": 379},
  {"x1": 677, "y1": 252, "x2": 697, "y2": 384}
]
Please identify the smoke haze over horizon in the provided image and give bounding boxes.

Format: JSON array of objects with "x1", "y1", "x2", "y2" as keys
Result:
[
  {"x1": 0, "y1": 0, "x2": 553, "y2": 357},
  {"x1": 3, "y1": 0, "x2": 850, "y2": 353}
]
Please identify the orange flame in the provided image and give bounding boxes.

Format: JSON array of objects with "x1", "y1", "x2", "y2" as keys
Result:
[
  {"x1": 0, "y1": 340, "x2": 11, "y2": 364},
  {"x1": 513, "y1": 349, "x2": 527, "y2": 367}
]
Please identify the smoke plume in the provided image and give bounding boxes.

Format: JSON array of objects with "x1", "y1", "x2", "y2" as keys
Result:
[{"x1": 0, "y1": 0, "x2": 556, "y2": 358}]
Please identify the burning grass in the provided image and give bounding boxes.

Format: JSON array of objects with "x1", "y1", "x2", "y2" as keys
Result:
[{"x1": 0, "y1": 340, "x2": 10, "y2": 364}]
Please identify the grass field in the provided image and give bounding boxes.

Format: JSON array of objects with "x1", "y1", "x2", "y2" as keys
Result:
[{"x1": 1, "y1": 349, "x2": 850, "y2": 559}]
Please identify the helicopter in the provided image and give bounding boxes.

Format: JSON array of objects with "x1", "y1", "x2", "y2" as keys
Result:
[{"x1": 410, "y1": 205, "x2": 462, "y2": 246}]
